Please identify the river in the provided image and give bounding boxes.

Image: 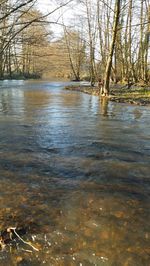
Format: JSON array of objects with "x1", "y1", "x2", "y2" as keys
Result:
[{"x1": 0, "y1": 80, "x2": 150, "y2": 265}]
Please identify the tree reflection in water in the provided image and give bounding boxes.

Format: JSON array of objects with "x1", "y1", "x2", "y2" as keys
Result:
[
  {"x1": 0, "y1": 81, "x2": 150, "y2": 265},
  {"x1": 100, "y1": 97, "x2": 109, "y2": 117}
]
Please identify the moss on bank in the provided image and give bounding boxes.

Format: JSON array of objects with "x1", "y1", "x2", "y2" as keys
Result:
[{"x1": 65, "y1": 84, "x2": 150, "y2": 106}]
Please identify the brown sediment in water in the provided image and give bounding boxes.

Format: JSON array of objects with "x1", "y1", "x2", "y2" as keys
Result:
[
  {"x1": 0, "y1": 80, "x2": 150, "y2": 265},
  {"x1": 65, "y1": 84, "x2": 150, "y2": 106}
]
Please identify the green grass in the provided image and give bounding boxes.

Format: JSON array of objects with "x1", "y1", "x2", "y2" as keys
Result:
[{"x1": 115, "y1": 88, "x2": 150, "y2": 98}]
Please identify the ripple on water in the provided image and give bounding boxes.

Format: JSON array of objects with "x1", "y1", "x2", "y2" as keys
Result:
[{"x1": 0, "y1": 81, "x2": 150, "y2": 265}]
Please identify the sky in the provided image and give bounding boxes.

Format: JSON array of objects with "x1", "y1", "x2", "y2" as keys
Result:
[
  {"x1": 37, "y1": 1, "x2": 75, "y2": 25},
  {"x1": 35, "y1": 0, "x2": 61, "y2": 38},
  {"x1": 36, "y1": 0, "x2": 80, "y2": 38}
]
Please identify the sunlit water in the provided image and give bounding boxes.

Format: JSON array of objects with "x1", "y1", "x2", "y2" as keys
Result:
[{"x1": 0, "y1": 80, "x2": 150, "y2": 266}]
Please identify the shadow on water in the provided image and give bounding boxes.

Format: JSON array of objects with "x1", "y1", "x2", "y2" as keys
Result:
[{"x1": 0, "y1": 80, "x2": 150, "y2": 265}]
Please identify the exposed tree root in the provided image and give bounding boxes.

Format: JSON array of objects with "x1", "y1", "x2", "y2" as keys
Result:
[{"x1": 0, "y1": 227, "x2": 39, "y2": 252}]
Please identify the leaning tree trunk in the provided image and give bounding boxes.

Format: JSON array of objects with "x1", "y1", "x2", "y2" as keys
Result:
[
  {"x1": 143, "y1": 5, "x2": 150, "y2": 82},
  {"x1": 103, "y1": 0, "x2": 121, "y2": 96}
]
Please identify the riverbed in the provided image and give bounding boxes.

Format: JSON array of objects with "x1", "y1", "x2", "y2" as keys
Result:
[{"x1": 0, "y1": 80, "x2": 150, "y2": 265}]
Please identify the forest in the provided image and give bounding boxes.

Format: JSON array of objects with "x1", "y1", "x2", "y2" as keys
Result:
[{"x1": 0, "y1": 0, "x2": 149, "y2": 94}]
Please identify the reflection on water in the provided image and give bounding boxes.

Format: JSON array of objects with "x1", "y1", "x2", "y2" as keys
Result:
[
  {"x1": 100, "y1": 97, "x2": 109, "y2": 116},
  {"x1": 0, "y1": 80, "x2": 150, "y2": 265}
]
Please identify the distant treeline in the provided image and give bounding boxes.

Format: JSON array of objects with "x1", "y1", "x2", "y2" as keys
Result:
[{"x1": 0, "y1": 0, "x2": 149, "y2": 93}]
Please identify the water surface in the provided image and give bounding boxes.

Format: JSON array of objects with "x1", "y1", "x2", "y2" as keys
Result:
[{"x1": 0, "y1": 80, "x2": 150, "y2": 265}]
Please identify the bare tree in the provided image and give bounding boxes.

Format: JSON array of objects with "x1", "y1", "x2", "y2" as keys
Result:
[{"x1": 103, "y1": 0, "x2": 121, "y2": 96}]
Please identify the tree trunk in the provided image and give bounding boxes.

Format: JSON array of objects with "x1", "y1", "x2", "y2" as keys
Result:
[
  {"x1": 103, "y1": 0, "x2": 121, "y2": 96},
  {"x1": 85, "y1": 0, "x2": 96, "y2": 86},
  {"x1": 143, "y1": 5, "x2": 150, "y2": 82}
]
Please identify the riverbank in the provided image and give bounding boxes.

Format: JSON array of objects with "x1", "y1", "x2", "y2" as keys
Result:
[
  {"x1": 65, "y1": 83, "x2": 150, "y2": 106},
  {"x1": 0, "y1": 73, "x2": 41, "y2": 80}
]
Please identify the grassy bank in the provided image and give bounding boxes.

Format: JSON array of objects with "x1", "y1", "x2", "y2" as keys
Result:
[{"x1": 65, "y1": 83, "x2": 150, "y2": 106}]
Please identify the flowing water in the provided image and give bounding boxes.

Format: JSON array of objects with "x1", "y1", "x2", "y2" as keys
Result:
[{"x1": 0, "y1": 80, "x2": 150, "y2": 266}]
